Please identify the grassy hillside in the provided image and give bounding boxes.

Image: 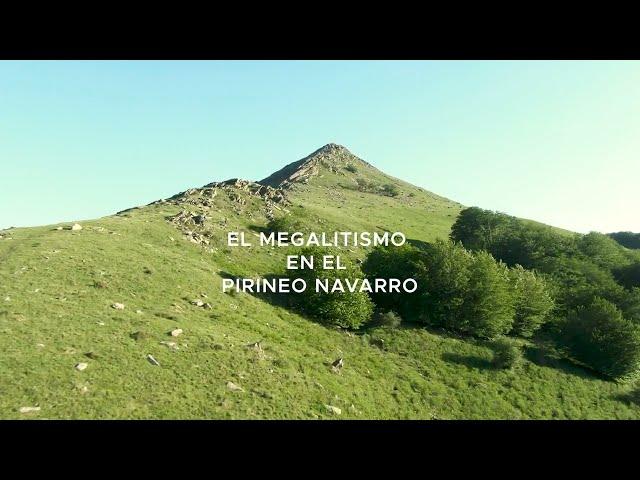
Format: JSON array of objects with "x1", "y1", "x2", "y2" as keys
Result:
[{"x1": 2, "y1": 144, "x2": 640, "y2": 419}]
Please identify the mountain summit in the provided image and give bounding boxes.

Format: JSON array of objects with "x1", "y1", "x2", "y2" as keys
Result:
[{"x1": 260, "y1": 143, "x2": 372, "y2": 188}]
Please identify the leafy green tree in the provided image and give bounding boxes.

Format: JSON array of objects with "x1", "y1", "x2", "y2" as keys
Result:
[
  {"x1": 420, "y1": 240, "x2": 474, "y2": 329},
  {"x1": 538, "y1": 256, "x2": 628, "y2": 311},
  {"x1": 577, "y1": 232, "x2": 629, "y2": 271},
  {"x1": 291, "y1": 246, "x2": 373, "y2": 329},
  {"x1": 608, "y1": 231, "x2": 640, "y2": 250},
  {"x1": 361, "y1": 244, "x2": 426, "y2": 321},
  {"x1": 615, "y1": 262, "x2": 640, "y2": 290},
  {"x1": 561, "y1": 298, "x2": 640, "y2": 379},
  {"x1": 509, "y1": 265, "x2": 555, "y2": 337},
  {"x1": 450, "y1": 207, "x2": 512, "y2": 252},
  {"x1": 458, "y1": 251, "x2": 515, "y2": 338}
]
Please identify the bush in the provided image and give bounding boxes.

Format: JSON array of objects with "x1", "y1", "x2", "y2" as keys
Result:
[
  {"x1": 561, "y1": 297, "x2": 640, "y2": 379},
  {"x1": 509, "y1": 265, "x2": 555, "y2": 337},
  {"x1": 373, "y1": 310, "x2": 402, "y2": 328},
  {"x1": 291, "y1": 246, "x2": 374, "y2": 329},
  {"x1": 491, "y1": 337, "x2": 522, "y2": 369},
  {"x1": 345, "y1": 164, "x2": 358, "y2": 173},
  {"x1": 382, "y1": 184, "x2": 399, "y2": 197}
]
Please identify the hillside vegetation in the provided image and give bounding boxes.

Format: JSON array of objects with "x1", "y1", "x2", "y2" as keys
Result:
[{"x1": 2, "y1": 144, "x2": 640, "y2": 419}]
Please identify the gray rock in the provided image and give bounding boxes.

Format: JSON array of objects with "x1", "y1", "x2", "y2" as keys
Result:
[
  {"x1": 19, "y1": 406, "x2": 41, "y2": 414},
  {"x1": 226, "y1": 381, "x2": 244, "y2": 392},
  {"x1": 147, "y1": 354, "x2": 160, "y2": 366},
  {"x1": 324, "y1": 404, "x2": 342, "y2": 415}
]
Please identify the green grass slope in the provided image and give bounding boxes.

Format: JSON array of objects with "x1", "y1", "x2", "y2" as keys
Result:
[{"x1": 1, "y1": 144, "x2": 639, "y2": 419}]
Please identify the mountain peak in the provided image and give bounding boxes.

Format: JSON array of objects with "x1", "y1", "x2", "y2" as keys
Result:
[
  {"x1": 260, "y1": 143, "x2": 370, "y2": 188},
  {"x1": 315, "y1": 143, "x2": 350, "y2": 155}
]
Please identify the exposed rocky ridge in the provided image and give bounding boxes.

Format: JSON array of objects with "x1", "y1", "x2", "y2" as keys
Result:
[
  {"x1": 260, "y1": 143, "x2": 373, "y2": 189},
  {"x1": 144, "y1": 179, "x2": 291, "y2": 250}
]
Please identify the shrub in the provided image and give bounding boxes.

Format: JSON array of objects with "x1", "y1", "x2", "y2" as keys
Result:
[
  {"x1": 382, "y1": 184, "x2": 399, "y2": 197},
  {"x1": 291, "y1": 246, "x2": 374, "y2": 329},
  {"x1": 491, "y1": 337, "x2": 522, "y2": 369},
  {"x1": 373, "y1": 310, "x2": 402, "y2": 328},
  {"x1": 355, "y1": 178, "x2": 376, "y2": 192},
  {"x1": 345, "y1": 164, "x2": 358, "y2": 173},
  {"x1": 561, "y1": 297, "x2": 640, "y2": 379},
  {"x1": 509, "y1": 265, "x2": 555, "y2": 337}
]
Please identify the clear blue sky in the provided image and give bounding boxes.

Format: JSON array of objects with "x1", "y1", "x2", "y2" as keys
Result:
[{"x1": 1, "y1": 61, "x2": 639, "y2": 233}]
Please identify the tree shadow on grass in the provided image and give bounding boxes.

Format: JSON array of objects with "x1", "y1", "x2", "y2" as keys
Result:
[
  {"x1": 523, "y1": 344, "x2": 608, "y2": 381},
  {"x1": 247, "y1": 224, "x2": 268, "y2": 234},
  {"x1": 441, "y1": 352, "x2": 493, "y2": 370},
  {"x1": 614, "y1": 388, "x2": 640, "y2": 407}
]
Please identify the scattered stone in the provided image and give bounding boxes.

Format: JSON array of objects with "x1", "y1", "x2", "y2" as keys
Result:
[
  {"x1": 147, "y1": 354, "x2": 160, "y2": 366},
  {"x1": 97, "y1": 321, "x2": 105, "y2": 326},
  {"x1": 75, "y1": 362, "x2": 88, "y2": 371},
  {"x1": 160, "y1": 341, "x2": 179, "y2": 350},
  {"x1": 200, "y1": 293, "x2": 208, "y2": 298},
  {"x1": 170, "y1": 328, "x2": 183, "y2": 337},
  {"x1": 19, "y1": 406, "x2": 41, "y2": 414},
  {"x1": 135, "y1": 309, "x2": 143, "y2": 314},
  {"x1": 191, "y1": 299, "x2": 204, "y2": 307},
  {"x1": 331, "y1": 358, "x2": 344, "y2": 371},
  {"x1": 203, "y1": 302, "x2": 212, "y2": 309},
  {"x1": 84, "y1": 352, "x2": 99, "y2": 359},
  {"x1": 324, "y1": 404, "x2": 342, "y2": 415},
  {"x1": 112, "y1": 302, "x2": 125, "y2": 310},
  {"x1": 226, "y1": 381, "x2": 244, "y2": 392},
  {"x1": 71, "y1": 223, "x2": 82, "y2": 231},
  {"x1": 55, "y1": 226, "x2": 63, "y2": 230},
  {"x1": 36, "y1": 343, "x2": 45, "y2": 348}
]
